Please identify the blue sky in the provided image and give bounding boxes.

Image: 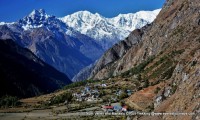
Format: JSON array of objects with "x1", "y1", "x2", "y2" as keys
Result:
[{"x1": 0, "y1": 0, "x2": 165, "y2": 22}]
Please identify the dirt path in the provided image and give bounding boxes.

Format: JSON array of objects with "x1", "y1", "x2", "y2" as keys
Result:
[{"x1": 0, "y1": 110, "x2": 107, "y2": 120}]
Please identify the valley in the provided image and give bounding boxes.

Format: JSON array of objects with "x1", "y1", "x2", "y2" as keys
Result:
[
  {"x1": 0, "y1": 76, "x2": 139, "y2": 120},
  {"x1": 0, "y1": 0, "x2": 200, "y2": 120},
  {"x1": 0, "y1": 48, "x2": 199, "y2": 120}
]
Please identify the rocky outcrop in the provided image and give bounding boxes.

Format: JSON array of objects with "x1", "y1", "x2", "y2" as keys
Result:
[
  {"x1": 72, "y1": 63, "x2": 95, "y2": 82},
  {"x1": 89, "y1": 24, "x2": 152, "y2": 80}
]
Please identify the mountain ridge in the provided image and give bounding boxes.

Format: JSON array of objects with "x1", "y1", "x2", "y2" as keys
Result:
[
  {"x1": 60, "y1": 9, "x2": 160, "y2": 49},
  {"x1": 0, "y1": 39, "x2": 72, "y2": 98},
  {"x1": 0, "y1": 9, "x2": 104, "y2": 79}
]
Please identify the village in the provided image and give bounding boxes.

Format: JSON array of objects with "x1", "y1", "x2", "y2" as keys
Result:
[
  {"x1": 71, "y1": 82, "x2": 133, "y2": 113},
  {"x1": 0, "y1": 77, "x2": 139, "y2": 120}
]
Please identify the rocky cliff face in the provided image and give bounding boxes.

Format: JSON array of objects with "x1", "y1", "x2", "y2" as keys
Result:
[
  {"x1": 72, "y1": 63, "x2": 95, "y2": 82},
  {"x1": 88, "y1": 0, "x2": 200, "y2": 119},
  {"x1": 72, "y1": 27, "x2": 147, "y2": 81},
  {"x1": 0, "y1": 39, "x2": 71, "y2": 98},
  {"x1": 89, "y1": 25, "x2": 151, "y2": 80}
]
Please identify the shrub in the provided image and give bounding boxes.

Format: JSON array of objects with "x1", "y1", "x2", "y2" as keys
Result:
[
  {"x1": 171, "y1": 49, "x2": 185, "y2": 56},
  {"x1": 0, "y1": 95, "x2": 21, "y2": 108},
  {"x1": 63, "y1": 79, "x2": 97, "y2": 89},
  {"x1": 191, "y1": 61, "x2": 197, "y2": 66},
  {"x1": 147, "y1": 104, "x2": 154, "y2": 112},
  {"x1": 130, "y1": 56, "x2": 155, "y2": 75},
  {"x1": 119, "y1": 92, "x2": 128, "y2": 100},
  {"x1": 50, "y1": 92, "x2": 72, "y2": 105},
  {"x1": 143, "y1": 79, "x2": 150, "y2": 88},
  {"x1": 121, "y1": 56, "x2": 155, "y2": 77},
  {"x1": 161, "y1": 66, "x2": 176, "y2": 80},
  {"x1": 137, "y1": 74, "x2": 142, "y2": 81},
  {"x1": 148, "y1": 59, "x2": 174, "y2": 80},
  {"x1": 99, "y1": 90, "x2": 106, "y2": 97},
  {"x1": 154, "y1": 87, "x2": 161, "y2": 94},
  {"x1": 171, "y1": 84, "x2": 177, "y2": 94}
]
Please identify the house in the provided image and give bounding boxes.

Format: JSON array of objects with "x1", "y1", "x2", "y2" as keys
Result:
[
  {"x1": 116, "y1": 90, "x2": 123, "y2": 96},
  {"x1": 91, "y1": 89, "x2": 99, "y2": 94},
  {"x1": 73, "y1": 86, "x2": 101, "y2": 102},
  {"x1": 107, "y1": 109, "x2": 114, "y2": 113},
  {"x1": 122, "y1": 106, "x2": 128, "y2": 112},
  {"x1": 127, "y1": 90, "x2": 133, "y2": 96},
  {"x1": 64, "y1": 100, "x2": 68, "y2": 105},
  {"x1": 111, "y1": 96, "x2": 117, "y2": 102},
  {"x1": 113, "y1": 105, "x2": 122, "y2": 112},
  {"x1": 85, "y1": 86, "x2": 90, "y2": 92},
  {"x1": 102, "y1": 106, "x2": 114, "y2": 109},
  {"x1": 101, "y1": 84, "x2": 107, "y2": 87},
  {"x1": 102, "y1": 106, "x2": 114, "y2": 112},
  {"x1": 87, "y1": 97, "x2": 99, "y2": 102}
]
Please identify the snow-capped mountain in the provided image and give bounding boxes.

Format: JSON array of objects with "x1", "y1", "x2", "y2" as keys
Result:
[
  {"x1": 19, "y1": 9, "x2": 50, "y2": 30},
  {"x1": 60, "y1": 9, "x2": 160, "y2": 49},
  {"x1": 0, "y1": 9, "x2": 104, "y2": 79},
  {"x1": 0, "y1": 22, "x2": 14, "y2": 26},
  {"x1": 18, "y1": 9, "x2": 76, "y2": 37},
  {"x1": 0, "y1": 9, "x2": 160, "y2": 80}
]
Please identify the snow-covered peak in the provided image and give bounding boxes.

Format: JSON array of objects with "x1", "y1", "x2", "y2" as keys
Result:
[
  {"x1": 60, "y1": 11, "x2": 106, "y2": 34},
  {"x1": 29, "y1": 9, "x2": 46, "y2": 16},
  {"x1": 0, "y1": 8, "x2": 161, "y2": 50},
  {"x1": 60, "y1": 9, "x2": 161, "y2": 49},
  {"x1": 61, "y1": 10, "x2": 104, "y2": 25},
  {"x1": 67, "y1": 10, "x2": 103, "y2": 19},
  {"x1": 0, "y1": 22, "x2": 15, "y2": 26},
  {"x1": 110, "y1": 9, "x2": 161, "y2": 31},
  {"x1": 0, "y1": 22, "x2": 6, "y2": 25},
  {"x1": 19, "y1": 9, "x2": 55, "y2": 30},
  {"x1": 71, "y1": 10, "x2": 93, "y2": 17}
]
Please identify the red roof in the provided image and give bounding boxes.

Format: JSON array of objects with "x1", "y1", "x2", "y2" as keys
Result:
[{"x1": 103, "y1": 106, "x2": 114, "y2": 109}]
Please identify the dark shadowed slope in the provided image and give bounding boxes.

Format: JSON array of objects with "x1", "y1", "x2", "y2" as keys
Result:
[{"x1": 0, "y1": 39, "x2": 72, "y2": 98}]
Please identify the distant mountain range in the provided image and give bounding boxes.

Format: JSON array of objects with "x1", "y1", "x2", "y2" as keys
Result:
[
  {"x1": 0, "y1": 39, "x2": 71, "y2": 98},
  {"x1": 60, "y1": 9, "x2": 160, "y2": 50},
  {"x1": 0, "y1": 9, "x2": 159, "y2": 80}
]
